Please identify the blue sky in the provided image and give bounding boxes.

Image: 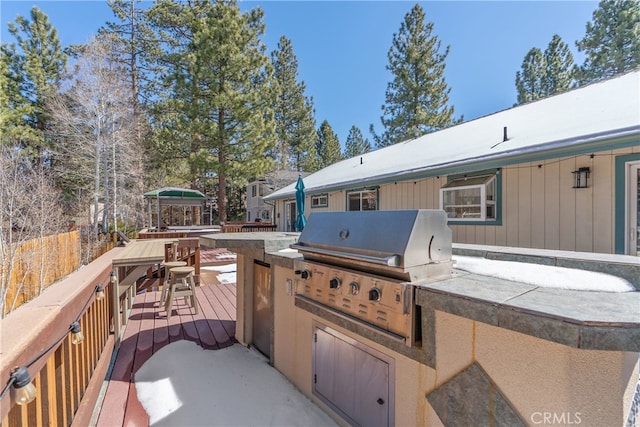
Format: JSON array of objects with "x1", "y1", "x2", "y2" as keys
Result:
[{"x1": 1, "y1": 1, "x2": 598, "y2": 146}]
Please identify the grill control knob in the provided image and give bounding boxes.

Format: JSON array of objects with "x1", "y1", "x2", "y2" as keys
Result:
[
  {"x1": 369, "y1": 287, "x2": 381, "y2": 301},
  {"x1": 349, "y1": 281, "x2": 360, "y2": 295},
  {"x1": 329, "y1": 277, "x2": 342, "y2": 289}
]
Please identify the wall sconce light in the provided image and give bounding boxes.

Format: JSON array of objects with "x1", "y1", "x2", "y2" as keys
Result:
[
  {"x1": 95, "y1": 284, "x2": 105, "y2": 301},
  {"x1": 572, "y1": 167, "x2": 590, "y2": 188},
  {"x1": 10, "y1": 367, "x2": 37, "y2": 405},
  {"x1": 70, "y1": 321, "x2": 84, "y2": 345}
]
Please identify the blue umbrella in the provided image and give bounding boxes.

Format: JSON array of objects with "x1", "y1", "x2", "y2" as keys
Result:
[{"x1": 294, "y1": 175, "x2": 306, "y2": 232}]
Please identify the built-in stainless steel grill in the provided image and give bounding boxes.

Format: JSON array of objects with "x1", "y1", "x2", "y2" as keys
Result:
[{"x1": 292, "y1": 210, "x2": 453, "y2": 346}]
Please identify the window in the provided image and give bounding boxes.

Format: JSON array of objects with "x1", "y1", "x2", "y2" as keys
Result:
[
  {"x1": 440, "y1": 174, "x2": 497, "y2": 221},
  {"x1": 250, "y1": 182, "x2": 266, "y2": 198},
  {"x1": 311, "y1": 194, "x2": 328, "y2": 208},
  {"x1": 347, "y1": 189, "x2": 378, "y2": 211}
]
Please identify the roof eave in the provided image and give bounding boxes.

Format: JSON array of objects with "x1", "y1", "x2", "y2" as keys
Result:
[{"x1": 264, "y1": 126, "x2": 640, "y2": 200}]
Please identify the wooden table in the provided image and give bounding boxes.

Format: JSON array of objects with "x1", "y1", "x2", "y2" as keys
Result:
[{"x1": 112, "y1": 239, "x2": 176, "y2": 346}]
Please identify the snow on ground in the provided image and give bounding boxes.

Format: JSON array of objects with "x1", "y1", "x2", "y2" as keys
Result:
[
  {"x1": 201, "y1": 263, "x2": 237, "y2": 284},
  {"x1": 453, "y1": 255, "x2": 636, "y2": 292},
  {"x1": 135, "y1": 340, "x2": 337, "y2": 426}
]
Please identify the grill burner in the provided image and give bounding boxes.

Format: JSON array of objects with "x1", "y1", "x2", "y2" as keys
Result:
[{"x1": 292, "y1": 210, "x2": 453, "y2": 345}]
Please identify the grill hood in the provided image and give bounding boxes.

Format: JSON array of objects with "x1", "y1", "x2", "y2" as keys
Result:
[{"x1": 291, "y1": 210, "x2": 453, "y2": 282}]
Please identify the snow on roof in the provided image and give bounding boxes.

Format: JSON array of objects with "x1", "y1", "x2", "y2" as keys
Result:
[{"x1": 266, "y1": 70, "x2": 640, "y2": 200}]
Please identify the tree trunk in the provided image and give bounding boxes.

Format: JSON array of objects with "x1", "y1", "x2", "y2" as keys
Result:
[
  {"x1": 218, "y1": 159, "x2": 227, "y2": 223},
  {"x1": 218, "y1": 109, "x2": 227, "y2": 223},
  {"x1": 93, "y1": 136, "x2": 101, "y2": 235}
]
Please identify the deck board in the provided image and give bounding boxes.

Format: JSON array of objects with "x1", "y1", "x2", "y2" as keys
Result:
[
  {"x1": 197, "y1": 287, "x2": 233, "y2": 348},
  {"x1": 96, "y1": 271, "x2": 237, "y2": 426},
  {"x1": 200, "y1": 284, "x2": 236, "y2": 341}
]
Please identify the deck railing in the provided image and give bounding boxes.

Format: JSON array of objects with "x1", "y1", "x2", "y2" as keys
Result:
[
  {"x1": 0, "y1": 234, "x2": 206, "y2": 426},
  {"x1": 0, "y1": 249, "x2": 117, "y2": 427}
]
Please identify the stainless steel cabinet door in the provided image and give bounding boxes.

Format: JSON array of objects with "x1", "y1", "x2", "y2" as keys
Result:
[
  {"x1": 313, "y1": 326, "x2": 392, "y2": 427},
  {"x1": 252, "y1": 261, "x2": 271, "y2": 357}
]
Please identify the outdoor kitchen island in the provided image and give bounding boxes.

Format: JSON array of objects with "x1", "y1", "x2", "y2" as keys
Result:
[{"x1": 199, "y1": 210, "x2": 640, "y2": 427}]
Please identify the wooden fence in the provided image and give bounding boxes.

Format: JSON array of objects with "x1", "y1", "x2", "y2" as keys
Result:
[{"x1": 1, "y1": 231, "x2": 117, "y2": 316}]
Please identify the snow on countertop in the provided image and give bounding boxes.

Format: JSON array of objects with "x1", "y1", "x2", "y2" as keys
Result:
[{"x1": 453, "y1": 255, "x2": 636, "y2": 292}]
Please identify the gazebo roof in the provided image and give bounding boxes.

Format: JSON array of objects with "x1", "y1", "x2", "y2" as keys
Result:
[{"x1": 143, "y1": 187, "x2": 208, "y2": 200}]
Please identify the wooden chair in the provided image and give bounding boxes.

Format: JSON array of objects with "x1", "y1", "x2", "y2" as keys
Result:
[{"x1": 164, "y1": 266, "x2": 198, "y2": 320}]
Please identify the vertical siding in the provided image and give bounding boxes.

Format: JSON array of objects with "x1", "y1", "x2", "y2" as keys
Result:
[
  {"x1": 430, "y1": 178, "x2": 441, "y2": 208},
  {"x1": 494, "y1": 171, "x2": 508, "y2": 245},
  {"x1": 274, "y1": 145, "x2": 637, "y2": 254},
  {"x1": 592, "y1": 151, "x2": 614, "y2": 253},
  {"x1": 505, "y1": 166, "x2": 520, "y2": 247},
  {"x1": 574, "y1": 155, "x2": 594, "y2": 252},
  {"x1": 378, "y1": 184, "x2": 390, "y2": 209},
  {"x1": 543, "y1": 159, "x2": 561, "y2": 249},
  {"x1": 558, "y1": 157, "x2": 577, "y2": 250},
  {"x1": 517, "y1": 163, "x2": 533, "y2": 247},
  {"x1": 329, "y1": 191, "x2": 343, "y2": 211},
  {"x1": 530, "y1": 163, "x2": 545, "y2": 249}
]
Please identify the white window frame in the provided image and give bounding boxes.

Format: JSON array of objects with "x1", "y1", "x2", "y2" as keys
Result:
[
  {"x1": 311, "y1": 194, "x2": 328, "y2": 208},
  {"x1": 347, "y1": 188, "x2": 378, "y2": 211},
  {"x1": 440, "y1": 174, "x2": 496, "y2": 222}
]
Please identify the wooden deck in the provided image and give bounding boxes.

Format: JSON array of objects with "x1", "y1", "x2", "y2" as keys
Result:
[{"x1": 95, "y1": 267, "x2": 237, "y2": 426}]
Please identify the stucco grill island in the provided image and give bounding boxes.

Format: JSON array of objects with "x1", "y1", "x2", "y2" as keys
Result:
[
  {"x1": 199, "y1": 211, "x2": 639, "y2": 426},
  {"x1": 292, "y1": 210, "x2": 454, "y2": 348}
]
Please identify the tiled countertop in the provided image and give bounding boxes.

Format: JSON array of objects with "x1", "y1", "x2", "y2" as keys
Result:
[
  {"x1": 416, "y1": 270, "x2": 640, "y2": 352},
  {"x1": 199, "y1": 233, "x2": 640, "y2": 353}
]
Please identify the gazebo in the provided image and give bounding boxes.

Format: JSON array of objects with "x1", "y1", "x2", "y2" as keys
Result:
[{"x1": 143, "y1": 187, "x2": 212, "y2": 229}]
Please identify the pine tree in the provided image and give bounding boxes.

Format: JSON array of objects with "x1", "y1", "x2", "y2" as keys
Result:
[
  {"x1": 543, "y1": 35, "x2": 575, "y2": 95},
  {"x1": 515, "y1": 35, "x2": 575, "y2": 105},
  {"x1": 515, "y1": 47, "x2": 545, "y2": 104},
  {"x1": 99, "y1": 0, "x2": 161, "y2": 222},
  {"x1": 271, "y1": 36, "x2": 316, "y2": 172},
  {"x1": 374, "y1": 4, "x2": 458, "y2": 148},
  {"x1": 147, "y1": 0, "x2": 277, "y2": 222},
  {"x1": 315, "y1": 120, "x2": 342, "y2": 169},
  {"x1": 0, "y1": 50, "x2": 36, "y2": 144},
  {"x1": 102, "y1": 0, "x2": 161, "y2": 125},
  {"x1": 343, "y1": 125, "x2": 371, "y2": 159},
  {"x1": 1, "y1": 7, "x2": 66, "y2": 163},
  {"x1": 575, "y1": 0, "x2": 640, "y2": 84}
]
